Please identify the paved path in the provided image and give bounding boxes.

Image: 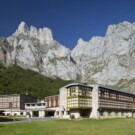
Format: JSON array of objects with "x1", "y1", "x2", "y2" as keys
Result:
[{"x1": 0, "y1": 117, "x2": 58, "y2": 124}]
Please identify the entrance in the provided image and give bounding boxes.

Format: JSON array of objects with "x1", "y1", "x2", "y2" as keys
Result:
[
  {"x1": 32, "y1": 111, "x2": 39, "y2": 117},
  {"x1": 0, "y1": 110, "x2": 4, "y2": 116},
  {"x1": 80, "y1": 109, "x2": 91, "y2": 118},
  {"x1": 45, "y1": 111, "x2": 55, "y2": 117}
]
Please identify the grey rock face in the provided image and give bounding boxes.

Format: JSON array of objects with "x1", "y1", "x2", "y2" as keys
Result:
[
  {"x1": 1, "y1": 22, "x2": 78, "y2": 80},
  {"x1": 72, "y1": 21, "x2": 135, "y2": 92},
  {"x1": 0, "y1": 38, "x2": 13, "y2": 65},
  {"x1": 1, "y1": 21, "x2": 135, "y2": 92}
]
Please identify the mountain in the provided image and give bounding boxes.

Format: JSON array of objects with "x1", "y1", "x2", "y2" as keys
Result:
[
  {"x1": 1, "y1": 21, "x2": 135, "y2": 93},
  {"x1": 0, "y1": 21, "x2": 78, "y2": 80},
  {"x1": 72, "y1": 21, "x2": 135, "y2": 93}
]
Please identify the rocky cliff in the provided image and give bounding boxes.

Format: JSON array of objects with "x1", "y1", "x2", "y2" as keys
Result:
[
  {"x1": 0, "y1": 21, "x2": 78, "y2": 80},
  {"x1": 72, "y1": 21, "x2": 135, "y2": 92},
  {"x1": 1, "y1": 21, "x2": 135, "y2": 92}
]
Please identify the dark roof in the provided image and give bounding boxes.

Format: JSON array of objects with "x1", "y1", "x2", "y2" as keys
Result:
[{"x1": 64, "y1": 83, "x2": 93, "y2": 88}]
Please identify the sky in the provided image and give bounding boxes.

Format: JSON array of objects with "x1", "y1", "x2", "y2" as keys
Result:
[{"x1": 0, "y1": 0, "x2": 135, "y2": 49}]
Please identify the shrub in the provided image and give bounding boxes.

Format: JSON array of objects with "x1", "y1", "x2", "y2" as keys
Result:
[{"x1": 70, "y1": 115, "x2": 75, "y2": 119}]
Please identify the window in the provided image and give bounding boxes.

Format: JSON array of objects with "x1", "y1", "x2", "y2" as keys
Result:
[
  {"x1": 116, "y1": 94, "x2": 119, "y2": 100},
  {"x1": 37, "y1": 103, "x2": 42, "y2": 106},
  {"x1": 101, "y1": 91, "x2": 105, "y2": 97}
]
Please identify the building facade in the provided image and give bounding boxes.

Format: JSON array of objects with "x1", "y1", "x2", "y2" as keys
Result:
[
  {"x1": 45, "y1": 95, "x2": 60, "y2": 117},
  {"x1": 1, "y1": 83, "x2": 135, "y2": 119},
  {"x1": 25, "y1": 101, "x2": 46, "y2": 117},
  {"x1": 45, "y1": 95, "x2": 59, "y2": 108},
  {"x1": 56, "y1": 83, "x2": 135, "y2": 119},
  {"x1": 0, "y1": 94, "x2": 37, "y2": 116}
]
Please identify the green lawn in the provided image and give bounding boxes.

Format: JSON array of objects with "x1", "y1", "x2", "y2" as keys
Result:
[{"x1": 0, "y1": 118, "x2": 135, "y2": 135}]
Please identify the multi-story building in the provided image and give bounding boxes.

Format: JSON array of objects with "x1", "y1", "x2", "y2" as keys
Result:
[
  {"x1": 56, "y1": 83, "x2": 135, "y2": 119},
  {"x1": 1, "y1": 83, "x2": 135, "y2": 119},
  {"x1": 98, "y1": 86, "x2": 135, "y2": 117},
  {"x1": 45, "y1": 95, "x2": 59, "y2": 108},
  {"x1": 45, "y1": 95, "x2": 60, "y2": 117},
  {"x1": 0, "y1": 94, "x2": 37, "y2": 116}
]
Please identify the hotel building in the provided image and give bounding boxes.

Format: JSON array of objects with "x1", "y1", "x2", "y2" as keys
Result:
[
  {"x1": 56, "y1": 83, "x2": 135, "y2": 119},
  {"x1": 0, "y1": 83, "x2": 135, "y2": 119}
]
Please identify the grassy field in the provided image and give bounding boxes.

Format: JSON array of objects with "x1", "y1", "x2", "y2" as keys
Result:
[{"x1": 0, "y1": 118, "x2": 135, "y2": 135}]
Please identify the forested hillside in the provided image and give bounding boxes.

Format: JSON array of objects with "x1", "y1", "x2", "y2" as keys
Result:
[{"x1": 0, "y1": 64, "x2": 72, "y2": 99}]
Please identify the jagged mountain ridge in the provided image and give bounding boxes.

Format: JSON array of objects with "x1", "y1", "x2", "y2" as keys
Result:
[
  {"x1": 72, "y1": 21, "x2": 135, "y2": 92},
  {"x1": 1, "y1": 21, "x2": 135, "y2": 93},
  {"x1": 0, "y1": 22, "x2": 78, "y2": 80}
]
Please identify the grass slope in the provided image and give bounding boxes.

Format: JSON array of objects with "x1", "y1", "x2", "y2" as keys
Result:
[
  {"x1": 0, "y1": 118, "x2": 135, "y2": 135},
  {"x1": 0, "y1": 64, "x2": 72, "y2": 99}
]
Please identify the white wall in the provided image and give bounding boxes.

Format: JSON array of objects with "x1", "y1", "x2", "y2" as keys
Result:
[
  {"x1": 39, "y1": 111, "x2": 45, "y2": 117},
  {"x1": 70, "y1": 110, "x2": 80, "y2": 119},
  {"x1": 90, "y1": 84, "x2": 99, "y2": 118},
  {"x1": 59, "y1": 87, "x2": 67, "y2": 111}
]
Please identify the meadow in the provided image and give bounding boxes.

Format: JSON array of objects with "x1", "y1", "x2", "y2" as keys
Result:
[{"x1": 0, "y1": 118, "x2": 135, "y2": 135}]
